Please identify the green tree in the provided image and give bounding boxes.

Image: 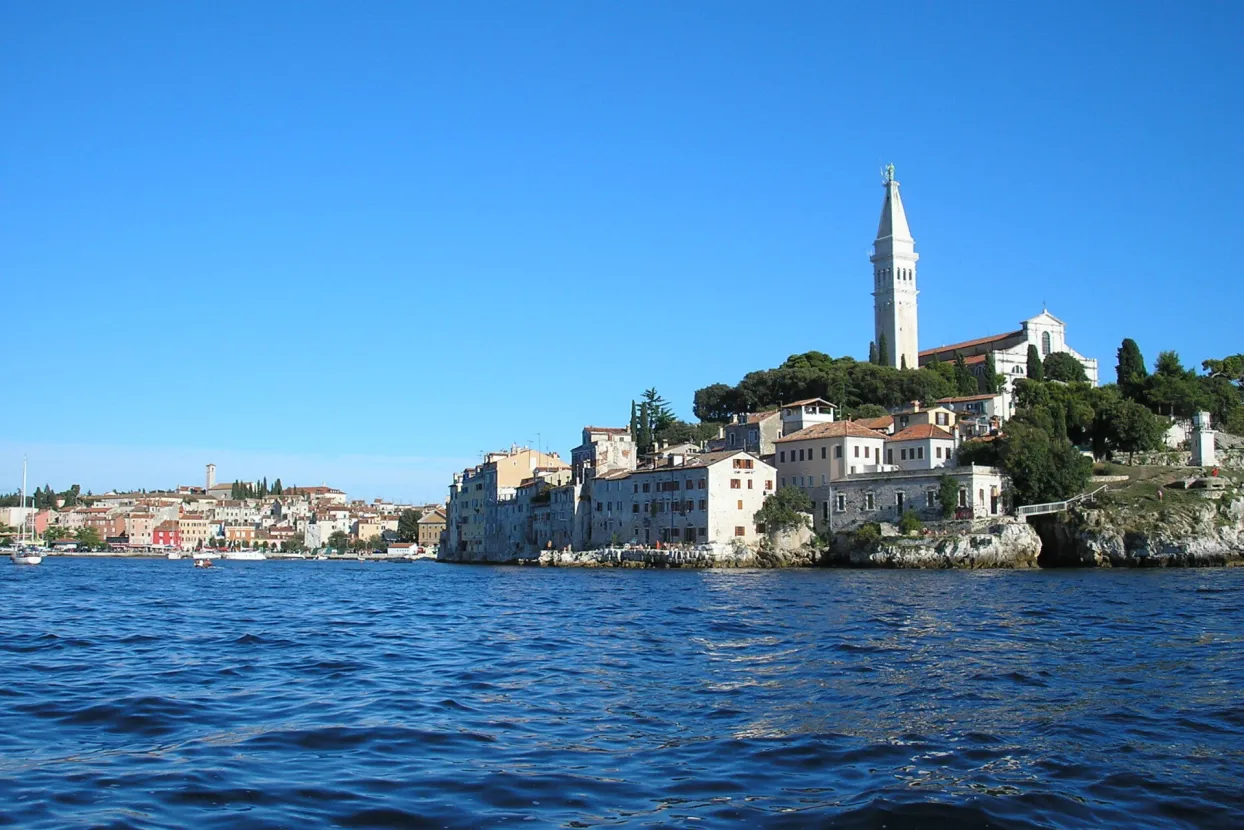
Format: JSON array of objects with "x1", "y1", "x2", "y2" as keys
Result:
[
  {"x1": 1108, "y1": 399, "x2": 1167, "y2": 463},
  {"x1": 953, "y1": 352, "x2": 977, "y2": 396},
  {"x1": 937, "y1": 474, "x2": 960, "y2": 519},
  {"x1": 898, "y1": 510, "x2": 923, "y2": 535},
  {"x1": 877, "y1": 333, "x2": 889, "y2": 367},
  {"x1": 868, "y1": 341, "x2": 878, "y2": 364},
  {"x1": 998, "y1": 422, "x2": 1091, "y2": 507},
  {"x1": 76, "y1": 527, "x2": 103, "y2": 549},
  {"x1": 327, "y1": 530, "x2": 350, "y2": 552},
  {"x1": 642, "y1": 388, "x2": 675, "y2": 432},
  {"x1": 367, "y1": 534, "x2": 386, "y2": 552},
  {"x1": 397, "y1": 509, "x2": 423, "y2": 542},
  {"x1": 636, "y1": 401, "x2": 653, "y2": 453},
  {"x1": 982, "y1": 353, "x2": 1000, "y2": 394},
  {"x1": 691, "y1": 384, "x2": 739, "y2": 423},
  {"x1": 285, "y1": 533, "x2": 305, "y2": 553},
  {"x1": 1026, "y1": 345, "x2": 1044, "y2": 381},
  {"x1": 1116, "y1": 338, "x2": 1148, "y2": 398},
  {"x1": 753, "y1": 486, "x2": 812, "y2": 533},
  {"x1": 1145, "y1": 351, "x2": 1205, "y2": 417},
  {"x1": 1043, "y1": 352, "x2": 1087, "y2": 382}
]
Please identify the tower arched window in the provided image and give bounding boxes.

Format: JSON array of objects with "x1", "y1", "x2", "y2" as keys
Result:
[{"x1": 1041, "y1": 331, "x2": 1051, "y2": 356}]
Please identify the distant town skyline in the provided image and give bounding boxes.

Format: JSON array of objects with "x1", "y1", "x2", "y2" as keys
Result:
[{"x1": 3, "y1": 3, "x2": 1240, "y2": 502}]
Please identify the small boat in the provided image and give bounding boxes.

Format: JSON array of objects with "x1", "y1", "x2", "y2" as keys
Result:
[
  {"x1": 222, "y1": 549, "x2": 266, "y2": 561},
  {"x1": 194, "y1": 559, "x2": 213, "y2": 568},
  {"x1": 167, "y1": 551, "x2": 183, "y2": 560},
  {"x1": 11, "y1": 548, "x2": 43, "y2": 566}
]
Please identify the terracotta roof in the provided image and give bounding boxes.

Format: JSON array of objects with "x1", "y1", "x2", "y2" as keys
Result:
[
  {"x1": 783, "y1": 398, "x2": 836, "y2": 408},
  {"x1": 854, "y1": 415, "x2": 894, "y2": 430},
  {"x1": 888, "y1": 424, "x2": 955, "y2": 442},
  {"x1": 919, "y1": 330, "x2": 1024, "y2": 358},
  {"x1": 583, "y1": 426, "x2": 630, "y2": 435},
  {"x1": 154, "y1": 521, "x2": 179, "y2": 532},
  {"x1": 775, "y1": 422, "x2": 888, "y2": 443},
  {"x1": 417, "y1": 510, "x2": 446, "y2": 523}
]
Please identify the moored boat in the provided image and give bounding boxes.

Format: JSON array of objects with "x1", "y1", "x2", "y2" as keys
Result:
[{"x1": 222, "y1": 549, "x2": 266, "y2": 561}]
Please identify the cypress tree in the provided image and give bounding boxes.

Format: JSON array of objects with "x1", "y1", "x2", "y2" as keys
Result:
[
  {"x1": 868, "y1": 341, "x2": 878, "y2": 364},
  {"x1": 1027, "y1": 345, "x2": 1044, "y2": 381},
  {"x1": 877, "y1": 333, "x2": 890, "y2": 367},
  {"x1": 983, "y1": 353, "x2": 1000, "y2": 393},
  {"x1": 1116, "y1": 338, "x2": 1147, "y2": 399}
]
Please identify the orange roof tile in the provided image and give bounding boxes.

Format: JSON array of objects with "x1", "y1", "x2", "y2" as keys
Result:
[
  {"x1": 888, "y1": 424, "x2": 955, "y2": 442},
  {"x1": 919, "y1": 330, "x2": 1024, "y2": 358},
  {"x1": 775, "y1": 422, "x2": 888, "y2": 443}
]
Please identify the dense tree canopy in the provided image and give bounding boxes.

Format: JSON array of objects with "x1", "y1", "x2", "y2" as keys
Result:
[
  {"x1": 754, "y1": 486, "x2": 812, "y2": 533},
  {"x1": 1043, "y1": 352, "x2": 1088, "y2": 383},
  {"x1": 397, "y1": 509, "x2": 423, "y2": 542}
]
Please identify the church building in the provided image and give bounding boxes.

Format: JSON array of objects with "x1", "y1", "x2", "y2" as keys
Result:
[{"x1": 869, "y1": 165, "x2": 1098, "y2": 401}]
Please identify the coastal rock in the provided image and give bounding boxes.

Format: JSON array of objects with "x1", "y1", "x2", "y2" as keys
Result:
[{"x1": 834, "y1": 520, "x2": 1041, "y2": 569}]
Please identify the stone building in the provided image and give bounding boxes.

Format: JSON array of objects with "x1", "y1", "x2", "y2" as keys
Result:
[
  {"x1": 417, "y1": 509, "x2": 446, "y2": 548},
  {"x1": 721, "y1": 409, "x2": 781, "y2": 460},
  {"x1": 445, "y1": 446, "x2": 570, "y2": 556},
  {"x1": 824, "y1": 466, "x2": 1006, "y2": 532}
]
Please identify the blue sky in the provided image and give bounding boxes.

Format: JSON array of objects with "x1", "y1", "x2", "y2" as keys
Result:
[{"x1": 2, "y1": 2, "x2": 1240, "y2": 502}]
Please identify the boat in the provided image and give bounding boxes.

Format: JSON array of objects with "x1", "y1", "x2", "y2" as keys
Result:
[
  {"x1": 222, "y1": 549, "x2": 266, "y2": 561},
  {"x1": 9, "y1": 458, "x2": 41, "y2": 566},
  {"x1": 167, "y1": 551, "x2": 183, "y2": 560},
  {"x1": 193, "y1": 550, "x2": 218, "y2": 560},
  {"x1": 194, "y1": 559, "x2": 213, "y2": 569}
]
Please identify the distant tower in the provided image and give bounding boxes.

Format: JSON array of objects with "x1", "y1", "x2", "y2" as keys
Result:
[
  {"x1": 206, "y1": 463, "x2": 216, "y2": 491},
  {"x1": 870, "y1": 164, "x2": 919, "y2": 370}
]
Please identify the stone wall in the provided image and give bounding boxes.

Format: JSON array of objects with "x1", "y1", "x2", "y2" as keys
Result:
[{"x1": 1119, "y1": 448, "x2": 1243, "y2": 469}]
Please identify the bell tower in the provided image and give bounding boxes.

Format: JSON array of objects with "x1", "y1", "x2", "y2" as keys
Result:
[{"x1": 870, "y1": 164, "x2": 919, "y2": 369}]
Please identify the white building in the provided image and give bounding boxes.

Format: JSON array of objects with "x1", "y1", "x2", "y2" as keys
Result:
[
  {"x1": 884, "y1": 424, "x2": 957, "y2": 471},
  {"x1": 587, "y1": 451, "x2": 776, "y2": 548},
  {"x1": 871, "y1": 164, "x2": 919, "y2": 370}
]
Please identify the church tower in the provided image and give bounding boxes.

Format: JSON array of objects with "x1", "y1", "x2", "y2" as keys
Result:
[{"x1": 870, "y1": 164, "x2": 919, "y2": 369}]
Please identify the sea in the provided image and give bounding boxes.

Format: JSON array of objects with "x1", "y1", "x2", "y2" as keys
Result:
[{"x1": 1, "y1": 559, "x2": 1241, "y2": 829}]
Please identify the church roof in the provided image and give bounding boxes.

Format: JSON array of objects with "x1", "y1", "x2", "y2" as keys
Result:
[
  {"x1": 876, "y1": 178, "x2": 912, "y2": 241},
  {"x1": 919, "y1": 330, "x2": 1025, "y2": 359}
]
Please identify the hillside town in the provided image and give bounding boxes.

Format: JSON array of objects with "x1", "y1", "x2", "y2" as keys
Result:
[
  {"x1": 440, "y1": 166, "x2": 1199, "y2": 561},
  {"x1": 0, "y1": 463, "x2": 447, "y2": 556}
]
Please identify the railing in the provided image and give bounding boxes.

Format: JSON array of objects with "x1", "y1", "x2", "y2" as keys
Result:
[{"x1": 1016, "y1": 485, "x2": 1109, "y2": 517}]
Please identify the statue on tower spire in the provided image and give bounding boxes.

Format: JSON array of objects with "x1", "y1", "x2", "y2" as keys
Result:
[{"x1": 881, "y1": 162, "x2": 896, "y2": 184}]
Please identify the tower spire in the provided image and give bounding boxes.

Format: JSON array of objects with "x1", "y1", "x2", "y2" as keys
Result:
[{"x1": 870, "y1": 165, "x2": 919, "y2": 370}]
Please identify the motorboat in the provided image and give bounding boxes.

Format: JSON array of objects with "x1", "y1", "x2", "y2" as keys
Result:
[
  {"x1": 167, "y1": 551, "x2": 183, "y2": 560},
  {"x1": 193, "y1": 559, "x2": 213, "y2": 569}
]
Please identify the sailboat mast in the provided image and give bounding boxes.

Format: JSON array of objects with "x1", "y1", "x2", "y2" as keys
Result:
[{"x1": 20, "y1": 456, "x2": 27, "y2": 545}]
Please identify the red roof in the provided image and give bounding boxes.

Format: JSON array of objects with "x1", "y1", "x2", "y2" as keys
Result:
[
  {"x1": 919, "y1": 330, "x2": 1024, "y2": 358},
  {"x1": 854, "y1": 415, "x2": 894, "y2": 430},
  {"x1": 888, "y1": 424, "x2": 955, "y2": 442},
  {"x1": 775, "y1": 422, "x2": 888, "y2": 443}
]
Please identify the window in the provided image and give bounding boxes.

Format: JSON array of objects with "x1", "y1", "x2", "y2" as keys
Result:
[
  {"x1": 779, "y1": 451, "x2": 786, "y2": 463},
  {"x1": 821, "y1": 446, "x2": 827, "y2": 459},
  {"x1": 732, "y1": 458, "x2": 754, "y2": 469},
  {"x1": 764, "y1": 480, "x2": 773, "y2": 491},
  {"x1": 958, "y1": 488, "x2": 967, "y2": 508},
  {"x1": 822, "y1": 474, "x2": 828, "y2": 485},
  {"x1": 927, "y1": 490, "x2": 936, "y2": 508},
  {"x1": 918, "y1": 447, "x2": 924, "y2": 460},
  {"x1": 836, "y1": 494, "x2": 846, "y2": 512},
  {"x1": 835, "y1": 445, "x2": 842, "y2": 459},
  {"x1": 633, "y1": 483, "x2": 638, "y2": 493},
  {"x1": 596, "y1": 502, "x2": 602, "y2": 512},
  {"x1": 632, "y1": 504, "x2": 639, "y2": 513},
  {"x1": 823, "y1": 502, "x2": 829, "y2": 519},
  {"x1": 747, "y1": 480, "x2": 753, "y2": 490},
  {"x1": 730, "y1": 479, "x2": 741, "y2": 489},
  {"x1": 780, "y1": 478, "x2": 786, "y2": 487},
  {"x1": 798, "y1": 449, "x2": 805, "y2": 461},
  {"x1": 737, "y1": 500, "x2": 744, "y2": 510},
  {"x1": 642, "y1": 483, "x2": 650, "y2": 493},
  {"x1": 699, "y1": 479, "x2": 706, "y2": 489},
  {"x1": 728, "y1": 434, "x2": 736, "y2": 447},
  {"x1": 896, "y1": 492, "x2": 905, "y2": 510},
  {"x1": 979, "y1": 488, "x2": 985, "y2": 503},
  {"x1": 671, "y1": 528, "x2": 680, "y2": 538},
  {"x1": 698, "y1": 499, "x2": 706, "y2": 510},
  {"x1": 853, "y1": 446, "x2": 859, "y2": 458},
  {"x1": 936, "y1": 447, "x2": 942, "y2": 459},
  {"x1": 865, "y1": 493, "x2": 875, "y2": 510},
  {"x1": 901, "y1": 449, "x2": 907, "y2": 461},
  {"x1": 734, "y1": 526, "x2": 745, "y2": 537},
  {"x1": 1041, "y1": 331, "x2": 1051, "y2": 356}
]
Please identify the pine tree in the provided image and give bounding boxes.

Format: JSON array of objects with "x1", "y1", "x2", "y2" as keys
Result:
[
  {"x1": 629, "y1": 401, "x2": 639, "y2": 437},
  {"x1": 1116, "y1": 338, "x2": 1147, "y2": 399},
  {"x1": 868, "y1": 341, "x2": 878, "y2": 364},
  {"x1": 637, "y1": 401, "x2": 653, "y2": 454},
  {"x1": 877, "y1": 333, "x2": 889, "y2": 367},
  {"x1": 953, "y1": 352, "x2": 977, "y2": 395},
  {"x1": 1027, "y1": 345, "x2": 1044, "y2": 381}
]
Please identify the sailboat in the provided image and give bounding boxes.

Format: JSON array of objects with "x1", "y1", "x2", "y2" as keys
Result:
[{"x1": 11, "y1": 457, "x2": 42, "y2": 566}]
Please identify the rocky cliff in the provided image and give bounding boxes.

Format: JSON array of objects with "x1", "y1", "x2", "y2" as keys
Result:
[
  {"x1": 829, "y1": 520, "x2": 1042, "y2": 569},
  {"x1": 1035, "y1": 491, "x2": 1244, "y2": 567}
]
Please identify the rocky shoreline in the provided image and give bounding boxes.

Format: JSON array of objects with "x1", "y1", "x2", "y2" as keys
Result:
[{"x1": 438, "y1": 490, "x2": 1244, "y2": 569}]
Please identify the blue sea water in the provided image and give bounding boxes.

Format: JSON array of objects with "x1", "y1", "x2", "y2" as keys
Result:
[{"x1": 1, "y1": 559, "x2": 1242, "y2": 829}]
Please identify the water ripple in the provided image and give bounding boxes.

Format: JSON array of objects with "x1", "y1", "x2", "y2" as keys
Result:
[{"x1": 1, "y1": 560, "x2": 1242, "y2": 828}]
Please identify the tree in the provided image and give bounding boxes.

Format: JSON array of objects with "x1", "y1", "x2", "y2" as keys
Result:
[
  {"x1": 76, "y1": 527, "x2": 103, "y2": 549},
  {"x1": 629, "y1": 400, "x2": 639, "y2": 435},
  {"x1": 327, "y1": 530, "x2": 350, "y2": 552},
  {"x1": 397, "y1": 509, "x2": 423, "y2": 542},
  {"x1": 1116, "y1": 338, "x2": 1148, "y2": 398},
  {"x1": 898, "y1": 510, "x2": 923, "y2": 535},
  {"x1": 367, "y1": 534, "x2": 386, "y2": 552},
  {"x1": 937, "y1": 475, "x2": 959, "y2": 519},
  {"x1": 692, "y1": 384, "x2": 739, "y2": 423},
  {"x1": 868, "y1": 341, "x2": 878, "y2": 364},
  {"x1": 636, "y1": 401, "x2": 653, "y2": 453},
  {"x1": 285, "y1": 533, "x2": 305, "y2": 553},
  {"x1": 953, "y1": 352, "x2": 977, "y2": 396},
  {"x1": 272, "y1": 478, "x2": 283, "y2": 495},
  {"x1": 1145, "y1": 351, "x2": 1205, "y2": 417},
  {"x1": 642, "y1": 388, "x2": 675, "y2": 432},
  {"x1": 1026, "y1": 345, "x2": 1044, "y2": 381},
  {"x1": 1043, "y1": 352, "x2": 1087, "y2": 383},
  {"x1": 998, "y1": 422, "x2": 1091, "y2": 507},
  {"x1": 982, "y1": 353, "x2": 1000, "y2": 394},
  {"x1": 1108, "y1": 399, "x2": 1166, "y2": 463},
  {"x1": 753, "y1": 486, "x2": 812, "y2": 533},
  {"x1": 877, "y1": 333, "x2": 890, "y2": 367}
]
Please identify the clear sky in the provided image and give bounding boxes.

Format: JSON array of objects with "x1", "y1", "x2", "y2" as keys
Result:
[{"x1": 2, "y1": 1, "x2": 1240, "y2": 502}]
